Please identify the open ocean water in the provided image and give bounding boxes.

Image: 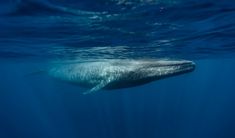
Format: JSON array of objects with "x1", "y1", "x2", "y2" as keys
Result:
[{"x1": 0, "y1": 0, "x2": 235, "y2": 138}]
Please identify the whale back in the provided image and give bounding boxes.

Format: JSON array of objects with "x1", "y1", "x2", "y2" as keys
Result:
[{"x1": 49, "y1": 61, "x2": 129, "y2": 87}]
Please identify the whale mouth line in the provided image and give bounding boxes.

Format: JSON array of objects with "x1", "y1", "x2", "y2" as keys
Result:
[
  {"x1": 157, "y1": 61, "x2": 196, "y2": 73},
  {"x1": 178, "y1": 62, "x2": 195, "y2": 68},
  {"x1": 151, "y1": 61, "x2": 195, "y2": 68},
  {"x1": 177, "y1": 61, "x2": 196, "y2": 72}
]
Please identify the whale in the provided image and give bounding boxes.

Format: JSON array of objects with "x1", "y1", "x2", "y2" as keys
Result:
[{"x1": 48, "y1": 59, "x2": 195, "y2": 94}]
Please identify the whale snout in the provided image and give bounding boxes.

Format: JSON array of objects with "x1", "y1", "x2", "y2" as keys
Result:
[
  {"x1": 178, "y1": 61, "x2": 195, "y2": 72},
  {"x1": 154, "y1": 60, "x2": 195, "y2": 70},
  {"x1": 151, "y1": 60, "x2": 196, "y2": 76}
]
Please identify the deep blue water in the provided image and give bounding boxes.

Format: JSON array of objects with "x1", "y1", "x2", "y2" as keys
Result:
[{"x1": 0, "y1": 0, "x2": 235, "y2": 138}]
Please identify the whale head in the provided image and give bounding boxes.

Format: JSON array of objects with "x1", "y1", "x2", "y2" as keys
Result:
[
  {"x1": 103, "y1": 59, "x2": 195, "y2": 89},
  {"x1": 136, "y1": 60, "x2": 195, "y2": 81}
]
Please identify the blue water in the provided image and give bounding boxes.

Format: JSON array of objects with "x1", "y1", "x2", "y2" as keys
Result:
[{"x1": 0, "y1": 0, "x2": 235, "y2": 138}]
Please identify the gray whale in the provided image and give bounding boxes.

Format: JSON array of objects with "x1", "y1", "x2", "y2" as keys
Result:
[{"x1": 48, "y1": 59, "x2": 195, "y2": 94}]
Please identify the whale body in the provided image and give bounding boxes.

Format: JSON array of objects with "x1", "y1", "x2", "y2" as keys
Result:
[{"x1": 48, "y1": 59, "x2": 195, "y2": 94}]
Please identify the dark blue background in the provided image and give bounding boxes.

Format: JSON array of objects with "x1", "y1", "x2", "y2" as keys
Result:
[{"x1": 0, "y1": 0, "x2": 235, "y2": 138}]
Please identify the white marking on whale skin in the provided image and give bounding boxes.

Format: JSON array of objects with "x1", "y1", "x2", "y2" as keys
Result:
[{"x1": 48, "y1": 59, "x2": 195, "y2": 94}]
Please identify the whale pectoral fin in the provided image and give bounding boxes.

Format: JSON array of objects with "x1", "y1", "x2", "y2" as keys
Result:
[{"x1": 83, "y1": 80, "x2": 109, "y2": 95}]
